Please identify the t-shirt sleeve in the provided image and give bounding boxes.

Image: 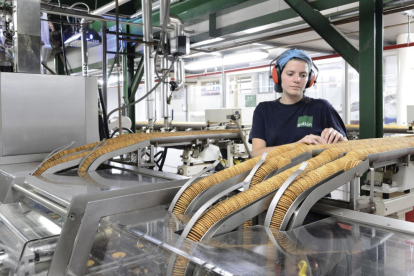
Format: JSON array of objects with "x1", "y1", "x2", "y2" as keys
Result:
[
  {"x1": 325, "y1": 101, "x2": 347, "y2": 137},
  {"x1": 249, "y1": 103, "x2": 266, "y2": 144}
]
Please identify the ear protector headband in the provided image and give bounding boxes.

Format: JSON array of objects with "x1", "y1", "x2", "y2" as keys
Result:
[{"x1": 269, "y1": 56, "x2": 319, "y2": 92}]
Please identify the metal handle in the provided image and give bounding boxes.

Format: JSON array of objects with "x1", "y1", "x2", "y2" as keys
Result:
[{"x1": 12, "y1": 184, "x2": 68, "y2": 217}]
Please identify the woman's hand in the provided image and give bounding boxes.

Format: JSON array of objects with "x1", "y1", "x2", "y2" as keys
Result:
[
  {"x1": 321, "y1": 127, "x2": 346, "y2": 144},
  {"x1": 298, "y1": 134, "x2": 327, "y2": 145}
]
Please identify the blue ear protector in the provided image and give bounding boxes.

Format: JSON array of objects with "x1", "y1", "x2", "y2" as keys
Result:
[{"x1": 269, "y1": 57, "x2": 319, "y2": 92}]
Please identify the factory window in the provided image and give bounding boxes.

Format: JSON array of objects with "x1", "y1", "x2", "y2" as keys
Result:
[
  {"x1": 187, "y1": 79, "x2": 222, "y2": 122},
  {"x1": 348, "y1": 52, "x2": 398, "y2": 125},
  {"x1": 306, "y1": 58, "x2": 344, "y2": 119},
  {"x1": 227, "y1": 71, "x2": 276, "y2": 108}
]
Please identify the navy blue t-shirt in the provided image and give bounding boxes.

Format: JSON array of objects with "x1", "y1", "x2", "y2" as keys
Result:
[{"x1": 248, "y1": 97, "x2": 346, "y2": 146}]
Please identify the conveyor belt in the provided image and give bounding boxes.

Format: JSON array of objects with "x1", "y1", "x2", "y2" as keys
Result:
[
  {"x1": 33, "y1": 130, "x2": 239, "y2": 175},
  {"x1": 167, "y1": 136, "x2": 414, "y2": 276},
  {"x1": 179, "y1": 136, "x2": 414, "y2": 243}
]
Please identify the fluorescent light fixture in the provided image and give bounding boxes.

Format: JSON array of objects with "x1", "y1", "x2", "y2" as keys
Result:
[
  {"x1": 185, "y1": 49, "x2": 269, "y2": 70},
  {"x1": 191, "y1": 37, "x2": 225, "y2": 47}
]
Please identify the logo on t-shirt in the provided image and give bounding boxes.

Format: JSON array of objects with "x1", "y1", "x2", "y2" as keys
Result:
[{"x1": 297, "y1": 116, "x2": 313, "y2": 128}]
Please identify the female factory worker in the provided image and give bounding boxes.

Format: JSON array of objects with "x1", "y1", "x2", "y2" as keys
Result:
[{"x1": 249, "y1": 49, "x2": 347, "y2": 157}]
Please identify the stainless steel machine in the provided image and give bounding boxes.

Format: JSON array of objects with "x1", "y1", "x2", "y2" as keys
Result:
[
  {"x1": 0, "y1": 140, "x2": 413, "y2": 275},
  {"x1": 0, "y1": 1, "x2": 414, "y2": 276}
]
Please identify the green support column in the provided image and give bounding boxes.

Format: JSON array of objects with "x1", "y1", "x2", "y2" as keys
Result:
[
  {"x1": 54, "y1": 54, "x2": 65, "y2": 75},
  {"x1": 375, "y1": 0, "x2": 384, "y2": 138},
  {"x1": 359, "y1": 0, "x2": 377, "y2": 139},
  {"x1": 129, "y1": 57, "x2": 145, "y2": 104},
  {"x1": 280, "y1": 0, "x2": 360, "y2": 71}
]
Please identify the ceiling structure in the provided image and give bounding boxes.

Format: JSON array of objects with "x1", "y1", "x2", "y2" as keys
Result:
[{"x1": 52, "y1": 0, "x2": 414, "y2": 74}]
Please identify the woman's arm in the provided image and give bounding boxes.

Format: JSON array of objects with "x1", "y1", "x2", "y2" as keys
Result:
[{"x1": 252, "y1": 138, "x2": 278, "y2": 157}]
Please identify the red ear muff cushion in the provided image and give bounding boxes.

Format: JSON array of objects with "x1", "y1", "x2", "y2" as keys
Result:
[
  {"x1": 272, "y1": 66, "x2": 279, "y2": 85},
  {"x1": 306, "y1": 70, "x2": 316, "y2": 88},
  {"x1": 307, "y1": 74, "x2": 316, "y2": 88}
]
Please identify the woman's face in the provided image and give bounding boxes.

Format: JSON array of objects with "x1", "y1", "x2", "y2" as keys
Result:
[{"x1": 281, "y1": 59, "x2": 309, "y2": 97}]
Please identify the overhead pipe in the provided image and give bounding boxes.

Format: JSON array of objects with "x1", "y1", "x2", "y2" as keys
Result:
[
  {"x1": 40, "y1": 3, "x2": 172, "y2": 31},
  {"x1": 142, "y1": 0, "x2": 155, "y2": 130},
  {"x1": 91, "y1": 0, "x2": 130, "y2": 15},
  {"x1": 159, "y1": 0, "x2": 172, "y2": 128},
  {"x1": 170, "y1": 15, "x2": 185, "y2": 91}
]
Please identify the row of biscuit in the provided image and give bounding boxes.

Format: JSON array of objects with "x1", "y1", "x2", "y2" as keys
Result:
[
  {"x1": 33, "y1": 130, "x2": 238, "y2": 175},
  {"x1": 186, "y1": 136, "x2": 414, "y2": 242},
  {"x1": 270, "y1": 140, "x2": 414, "y2": 230}
]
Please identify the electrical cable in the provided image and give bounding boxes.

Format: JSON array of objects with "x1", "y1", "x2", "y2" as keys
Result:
[
  {"x1": 41, "y1": 62, "x2": 56, "y2": 74},
  {"x1": 110, "y1": 127, "x2": 133, "y2": 138},
  {"x1": 158, "y1": 147, "x2": 168, "y2": 171},
  {"x1": 107, "y1": 56, "x2": 177, "y2": 120}
]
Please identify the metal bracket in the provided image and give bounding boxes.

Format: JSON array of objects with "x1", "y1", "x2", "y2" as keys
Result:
[
  {"x1": 264, "y1": 162, "x2": 308, "y2": 227},
  {"x1": 84, "y1": 140, "x2": 151, "y2": 172},
  {"x1": 242, "y1": 152, "x2": 268, "y2": 190},
  {"x1": 77, "y1": 140, "x2": 108, "y2": 174},
  {"x1": 168, "y1": 160, "x2": 219, "y2": 212}
]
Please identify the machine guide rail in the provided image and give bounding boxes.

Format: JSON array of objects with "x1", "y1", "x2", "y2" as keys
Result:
[
  {"x1": 263, "y1": 162, "x2": 309, "y2": 227},
  {"x1": 168, "y1": 160, "x2": 220, "y2": 213},
  {"x1": 180, "y1": 153, "x2": 268, "y2": 239}
]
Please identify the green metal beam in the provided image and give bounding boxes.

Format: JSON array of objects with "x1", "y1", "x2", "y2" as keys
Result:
[
  {"x1": 129, "y1": 57, "x2": 145, "y2": 104},
  {"x1": 359, "y1": 0, "x2": 376, "y2": 139},
  {"x1": 151, "y1": 0, "x2": 251, "y2": 26},
  {"x1": 191, "y1": 0, "x2": 359, "y2": 44},
  {"x1": 209, "y1": 12, "x2": 217, "y2": 38},
  {"x1": 375, "y1": 0, "x2": 384, "y2": 138},
  {"x1": 284, "y1": 0, "x2": 359, "y2": 71}
]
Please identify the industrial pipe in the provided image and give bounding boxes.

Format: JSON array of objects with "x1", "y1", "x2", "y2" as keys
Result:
[
  {"x1": 40, "y1": 3, "x2": 172, "y2": 31},
  {"x1": 170, "y1": 14, "x2": 185, "y2": 91},
  {"x1": 91, "y1": 0, "x2": 130, "y2": 15},
  {"x1": 102, "y1": 21, "x2": 108, "y2": 106},
  {"x1": 142, "y1": 0, "x2": 155, "y2": 130},
  {"x1": 159, "y1": 0, "x2": 171, "y2": 128},
  {"x1": 161, "y1": 57, "x2": 170, "y2": 128},
  {"x1": 80, "y1": 19, "x2": 88, "y2": 76}
]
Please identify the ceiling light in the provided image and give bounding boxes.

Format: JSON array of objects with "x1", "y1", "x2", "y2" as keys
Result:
[
  {"x1": 185, "y1": 49, "x2": 269, "y2": 70},
  {"x1": 64, "y1": 29, "x2": 102, "y2": 48},
  {"x1": 191, "y1": 37, "x2": 225, "y2": 47}
]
